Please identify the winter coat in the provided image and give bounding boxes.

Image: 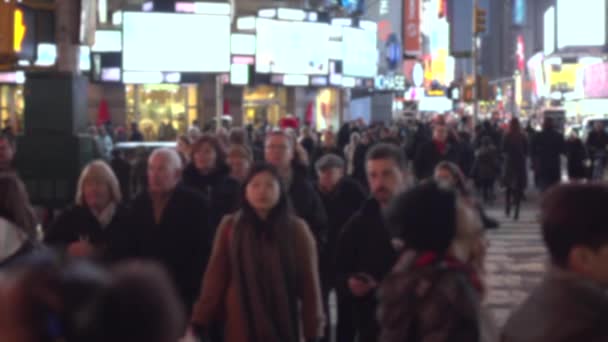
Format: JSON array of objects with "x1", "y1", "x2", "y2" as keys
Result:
[
  {"x1": 414, "y1": 140, "x2": 461, "y2": 180},
  {"x1": 532, "y1": 129, "x2": 565, "y2": 188},
  {"x1": 473, "y1": 145, "x2": 500, "y2": 182},
  {"x1": 181, "y1": 164, "x2": 240, "y2": 233},
  {"x1": 315, "y1": 177, "x2": 367, "y2": 289},
  {"x1": 335, "y1": 199, "x2": 398, "y2": 342},
  {"x1": 458, "y1": 132, "x2": 476, "y2": 177},
  {"x1": 502, "y1": 133, "x2": 528, "y2": 191},
  {"x1": 0, "y1": 217, "x2": 36, "y2": 269},
  {"x1": 586, "y1": 130, "x2": 608, "y2": 157},
  {"x1": 378, "y1": 251, "x2": 496, "y2": 342},
  {"x1": 502, "y1": 268, "x2": 608, "y2": 342},
  {"x1": 300, "y1": 137, "x2": 316, "y2": 159},
  {"x1": 565, "y1": 138, "x2": 588, "y2": 180},
  {"x1": 353, "y1": 143, "x2": 371, "y2": 190},
  {"x1": 288, "y1": 165, "x2": 329, "y2": 250},
  {"x1": 191, "y1": 214, "x2": 325, "y2": 342},
  {"x1": 122, "y1": 186, "x2": 211, "y2": 312},
  {"x1": 44, "y1": 204, "x2": 130, "y2": 262}
]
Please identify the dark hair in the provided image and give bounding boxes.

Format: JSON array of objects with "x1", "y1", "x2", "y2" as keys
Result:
[
  {"x1": 239, "y1": 163, "x2": 293, "y2": 236},
  {"x1": 541, "y1": 183, "x2": 608, "y2": 268},
  {"x1": 191, "y1": 134, "x2": 227, "y2": 170},
  {"x1": 385, "y1": 181, "x2": 457, "y2": 253},
  {"x1": 229, "y1": 127, "x2": 248, "y2": 146},
  {"x1": 315, "y1": 153, "x2": 345, "y2": 172},
  {"x1": 435, "y1": 161, "x2": 472, "y2": 198},
  {"x1": 4, "y1": 260, "x2": 185, "y2": 342},
  {"x1": 365, "y1": 143, "x2": 406, "y2": 170}
]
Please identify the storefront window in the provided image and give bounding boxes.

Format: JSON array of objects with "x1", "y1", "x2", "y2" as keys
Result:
[
  {"x1": 0, "y1": 85, "x2": 24, "y2": 134},
  {"x1": 243, "y1": 86, "x2": 287, "y2": 127},
  {"x1": 125, "y1": 84, "x2": 198, "y2": 141},
  {"x1": 315, "y1": 88, "x2": 341, "y2": 132}
]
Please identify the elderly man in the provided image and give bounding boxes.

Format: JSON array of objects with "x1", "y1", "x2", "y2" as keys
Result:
[
  {"x1": 123, "y1": 148, "x2": 210, "y2": 313},
  {"x1": 0, "y1": 135, "x2": 15, "y2": 172}
]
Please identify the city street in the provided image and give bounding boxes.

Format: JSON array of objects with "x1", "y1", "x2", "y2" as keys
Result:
[{"x1": 484, "y1": 200, "x2": 547, "y2": 327}]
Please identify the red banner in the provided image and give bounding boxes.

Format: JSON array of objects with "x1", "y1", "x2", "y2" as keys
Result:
[{"x1": 403, "y1": 0, "x2": 421, "y2": 56}]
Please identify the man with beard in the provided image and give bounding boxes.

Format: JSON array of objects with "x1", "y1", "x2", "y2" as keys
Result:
[{"x1": 335, "y1": 144, "x2": 406, "y2": 342}]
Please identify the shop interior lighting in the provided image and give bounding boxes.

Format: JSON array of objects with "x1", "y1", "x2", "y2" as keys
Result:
[
  {"x1": 164, "y1": 72, "x2": 181, "y2": 83},
  {"x1": 112, "y1": 11, "x2": 122, "y2": 25},
  {"x1": 277, "y1": 8, "x2": 307, "y2": 21},
  {"x1": 307, "y1": 11, "x2": 318, "y2": 22},
  {"x1": 237, "y1": 16, "x2": 256, "y2": 31},
  {"x1": 283, "y1": 74, "x2": 309, "y2": 86},
  {"x1": 194, "y1": 2, "x2": 231, "y2": 15},
  {"x1": 17, "y1": 60, "x2": 30, "y2": 66},
  {"x1": 359, "y1": 20, "x2": 377, "y2": 32},
  {"x1": 258, "y1": 8, "x2": 277, "y2": 18},
  {"x1": 142, "y1": 2, "x2": 153, "y2": 11},
  {"x1": 342, "y1": 76, "x2": 355, "y2": 88},
  {"x1": 123, "y1": 71, "x2": 163, "y2": 84}
]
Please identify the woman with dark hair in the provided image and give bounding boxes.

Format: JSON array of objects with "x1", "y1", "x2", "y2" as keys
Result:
[
  {"x1": 190, "y1": 164, "x2": 325, "y2": 342},
  {"x1": 434, "y1": 161, "x2": 499, "y2": 230},
  {"x1": 182, "y1": 134, "x2": 240, "y2": 232},
  {"x1": 379, "y1": 181, "x2": 496, "y2": 342},
  {"x1": 0, "y1": 173, "x2": 38, "y2": 268},
  {"x1": 502, "y1": 118, "x2": 528, "y2": 220}
]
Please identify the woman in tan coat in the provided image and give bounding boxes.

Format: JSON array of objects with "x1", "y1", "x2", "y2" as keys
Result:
[{"x1": 190, "y1": 163, "x2": 325, "y2": 342}]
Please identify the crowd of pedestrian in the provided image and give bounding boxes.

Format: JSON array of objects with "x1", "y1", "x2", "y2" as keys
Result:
[{"x1": 0, "y1": 112, "x2": 607, "y2": 342}]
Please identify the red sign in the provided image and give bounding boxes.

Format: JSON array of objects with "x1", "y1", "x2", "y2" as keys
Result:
[
  {"x1": 516, "y1": 35, "x2": 525, "y2": 71},
  {"x1": 403, "y1": 0, "x2": 421, "y2": 56},
  {"x1": 584, "y1": 62, "x2": 608, "y2": 98}
]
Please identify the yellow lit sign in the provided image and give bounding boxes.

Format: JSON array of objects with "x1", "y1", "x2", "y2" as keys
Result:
[{"x1": 13, "y1": 8, "x2": 26, "y2": 53}]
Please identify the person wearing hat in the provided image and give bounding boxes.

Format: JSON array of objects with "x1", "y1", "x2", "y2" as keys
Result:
[
  {"x1": 314, "y1": 153, "x2": 366, "y2": 342},
  {"x1": 335, "y1": 144, "x2": 406, "y2": 342},
  {"x1": 378, "y1": 181, "x2": 496, "y2": 342}
]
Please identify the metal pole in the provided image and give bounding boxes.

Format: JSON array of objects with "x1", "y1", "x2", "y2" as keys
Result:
[
  {"x1": 472, "y1": 0, "x2": 479, "y2": 124},
  {"x1": 216, "y1": 75, "x2": 223, "y2": 132}
]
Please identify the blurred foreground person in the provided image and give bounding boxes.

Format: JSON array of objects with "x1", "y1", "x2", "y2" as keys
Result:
[
  {"x1": 335, "y1": 144, "x2": 405, "y2": 342},
  {"x1": 379, "y1": 181, "x2": 496, "y2": 342},
  {"x1": 45, "y1": 160, "x2": 129, "y2": 260},
  {"x1": 125, "y1": 148, "x2": 210, "y2": 313},
  {"x1": 0, "y1": 173, "x2": 39, "y2": 268},
  {"x1": 502, "y1": 183, "x2": 608, "y2": 341},
  {"x1": 0, "y1": 260, "x2": 185, "y2": 342},
  {"x1": 0, "y1": 134, "x2": 15, "y2": 172},
  {"x1": 435, "y1": 161, "x2": 498, "y2": 230},
  {"x1": 191, "y1": 164, "x2": 325, "y2": 342}
]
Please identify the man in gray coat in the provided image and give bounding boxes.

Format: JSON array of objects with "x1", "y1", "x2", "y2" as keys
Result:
[{"x1": 502, "y1": 183, "x2": 608, "y2": 342}]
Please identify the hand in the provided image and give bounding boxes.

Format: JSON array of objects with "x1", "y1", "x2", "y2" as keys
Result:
[
  {"x1": 67, "y1": 240, "x2": 95, "y2": 258},
  {"x1": 348, "y1": 274, "x2": 378, "y2": 297}
]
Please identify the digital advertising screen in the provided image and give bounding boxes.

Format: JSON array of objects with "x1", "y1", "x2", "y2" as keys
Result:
[
  {"x1": 342, "y1": 27, "x2": 377, "y2": 78},
  {"x1": 557, "y1": 0, "x2": 605, "y2": 49},
  {"x1": 256, "y1": 19, "x2": 330, "y2": 75},
  {"x1": 122, "y1": 12, "x2": 231, "y2": 72},
  {"x1": 92, "y1": 30, "x2": 122, "y2": 52}
]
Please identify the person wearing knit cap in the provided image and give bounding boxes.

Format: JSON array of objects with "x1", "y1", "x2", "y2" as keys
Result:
[{"x1": 378, "y1": 181, "x2": 496, "y2": 342}]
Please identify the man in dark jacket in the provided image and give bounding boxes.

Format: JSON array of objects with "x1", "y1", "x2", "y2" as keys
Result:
[
  {"x1": 531, "y1": 118, "x2": 565, "y2": 191},
  {"x1": 335, "y1": 144, "x2": 405, "y2": 342},
  {"x1": 110, "y1": 149, "x2": 132, "y2": 202},
  {"x1": 586, "y1": 121, "x2": 608, "y2": 179},
  {"x1": 503, "y1": 184, "x2": 608, "y2": 342},
  {"x1": 122, "y1": 149, "x2": 211, "y2": 313},
  {"x1": 265, "y1": 131, "x2": 329, "y2": 248},
  {"x1": 414, "y1": 123, "x2": 460, "y2": 180},
  {"x1": 310, "y1": 130, "x2": 345, "y2": 179}
]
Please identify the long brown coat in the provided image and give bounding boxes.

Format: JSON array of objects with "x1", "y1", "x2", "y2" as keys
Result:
[{"x1": 191, "y1": 214, "x2": 325, "y2": 342}]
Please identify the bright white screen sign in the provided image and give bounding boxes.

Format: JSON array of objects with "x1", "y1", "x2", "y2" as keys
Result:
[
  {"x1": 544, "y1": 7, "x2": 555, "y2": 55},
  {"x1": 557, "y1": 0, "x2": 605, "y2": 49},
  {"x1": 342, "y1": 27, "x2": 377, "y2": 78},
  {"x1": 92, "y1": 30, "x2": 122, "y2": 52},
  {"x1": 256, "y1": 19, "x2": 330, "y2": 75},
  {"x1": 123, "y1": 12, "x2": 230, "y2": 72}
]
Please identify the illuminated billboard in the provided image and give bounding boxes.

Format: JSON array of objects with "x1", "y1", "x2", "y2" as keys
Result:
[
  {"x1": 557, "y1": 0, "x2": 606, "y2": 49},
  {"x1": 342, "y1": 27, "x2": 377, "y2": 78}
]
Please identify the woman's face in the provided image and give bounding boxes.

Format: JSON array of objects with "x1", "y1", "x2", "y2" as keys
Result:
[
  {"x1": 434, "y1": 168, "x2": 455, "y2": 187},
  {"x1": 246, "y1": 171, "x2": 280, "y2": 214},
  {"x1": 193, "y1": 143, "x2": 217, "y2": 172},
  {"x1": 83, "y1": 177, "x2": 112, "y2": 210},
  {"x1": 227, "y1": 155, "x2": 251, "y2": 180}
]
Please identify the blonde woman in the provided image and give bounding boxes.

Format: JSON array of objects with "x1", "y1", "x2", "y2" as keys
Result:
[{"x1": 44, "y1": 160, "x2": 128, "y2": 259}]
